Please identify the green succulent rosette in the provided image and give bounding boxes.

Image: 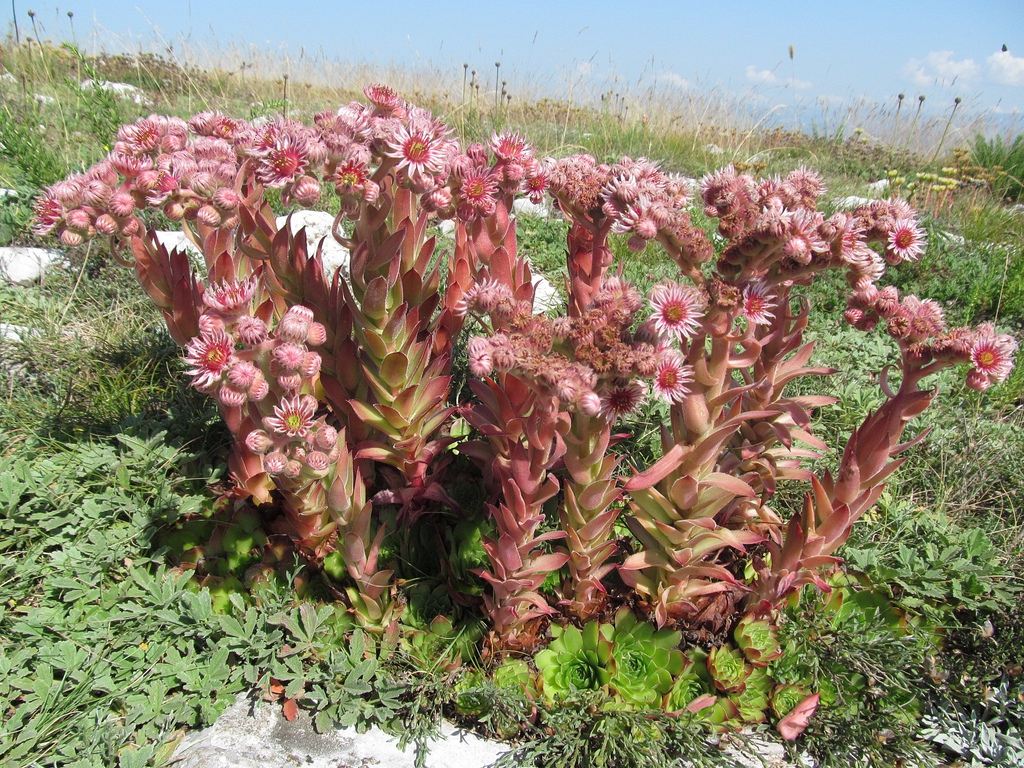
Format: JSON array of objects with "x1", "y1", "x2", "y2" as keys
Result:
[
  {"x1": 729, "y1": 665, "x2": 771, "y2": 724},
  {"x1": 733, "y1": 615, "x2": 783, "y2": 667},
  {"x1": 492, "y1": 657, "x2": 538, "y2": 697},
  {"x1": 693, "y1": 696, "x2": 742, "y2": 733},
  {"x1": 606, "y1": 608, "x2": 684, "y2": 708},
  {"x1": 454, "y1": 670, "x2": 491, "y2": 717},
  {"x1": 771, "y1": 681, "x2": 814, "y2": 719},
  {"x1": 535, "y1": 621, "x2": 613, "y2": 702},
  {"x1": 707, "y1": 645, "x2": 752, "y2": 694},
  {"x1": 665, "y1": 649, "x2": 714, "y2": 711}
]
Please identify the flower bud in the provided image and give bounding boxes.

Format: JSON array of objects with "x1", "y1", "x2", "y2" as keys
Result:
[
  {"x1": 277, "y1": 373, "x2": 302, "y2": 390},
  {"x1": 291, "y1": 175, "x2": 321, "y2": 206},
  {"x1": 315, "y1": 425, "x2": 338, "y2": 450},
  {"x1": 218, "y1": 385, "x2": 246, "y2": 407},
  {"x1": 306, "y1": 321, "x2": 327, "y2": 346},
  {"x1": 212, "y1": 187, "x2": 241, "y2": 211},
  {"x1": 163, "y1": 201, "x2": 186, "y2": 221},
  {"x1": 227, "y1": 360, "x2": 259, "y2": 389},
  {"x1": 578, "y1": 391, "x2": 601, "y2": 416},
  {"x1": 108, "y1": 191, "x2": 136, "y2": 218},
  {"x1": 277, "y1": 306, "x2": 314, "y2": 343},
  {"x1": 301, "y1": 352, "x2": 322, "y2": 378},
  {"x1": 236, "y1": 316, "x2": 268, "y2": 346},
  {"x1": 264, "y1": 451, "x2": 288, "y2": 474},
  {"x1": 304, "y1": 451, "x2": 330, "y2": 472},
  {"x1": 273, "y1": 342, "x2": 307, "y2": 372},
  {"x1": 245, "y1": 429, "x2": 274, "y2": 454},
  {"x1": 66, "y1": 208, "x2": 92, "y2": 231},
  {"x1": 248, "y1": 377, "x2": 269, "y2": 401},
  {"x1": 196, "y1": 204, "x2": 222, "y2": 228},
  {"x1": 94, "y1": 213, "x2": 119, "y2": 235},
  {"x1": 60, "y1": 229, "x2": 84, "y2": 247},
  {"x1": 190, "y1": 172, "x2": 219, "y2": 197}
]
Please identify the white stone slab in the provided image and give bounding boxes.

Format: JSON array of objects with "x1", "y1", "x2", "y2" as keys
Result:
[
  {"x1": 834, "y1": 195, "x2": 872, "y2": 209},
  {"x1": 512, "y1": 197, "x2": 551, "y2": 219},
  {"x1": 0, "y1": 246, "x2": 65, "y2": 284},
  {"x1": 80, "y1": 78, "x2": 150, "y2": 105},
  {"x1": 276, "y1": 211, "x2": 350, "y2": 279},
  {"x1": 170, "y1": 695, "x2": 507, "y2": 768}
]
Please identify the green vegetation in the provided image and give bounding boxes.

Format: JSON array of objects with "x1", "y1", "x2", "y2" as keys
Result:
[{"x1": 2, "y1": 39, "x2": 1023, "y2": 767}]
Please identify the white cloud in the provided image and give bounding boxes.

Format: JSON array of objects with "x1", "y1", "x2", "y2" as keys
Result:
[
  {"x1": 904, "y1": 51, "x2": 979, "y2": 87},
  {"x1": 745, "y1": 65, "x2": 811, "y2": 90},
  {"x1": 989, "y1": 49, "x2": 1024, "y2": 85},
  {"x1": 656, "y1": 71, "x2": 690, "y2": 89},
  {"x1": 746, "y1": 65, "x2": 779, "y2": 85}
]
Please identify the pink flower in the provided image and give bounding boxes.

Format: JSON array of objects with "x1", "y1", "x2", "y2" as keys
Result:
[
  {"x1": 183, "y1": 329, "x2": 235, "y2": 391},
  {"x1": 263, "y1": 394, "x2": 318, "y2": 438},
  {"x1": 32, "y1": 193, "x2": 64, "y2": 235},
  {"x1": 385, "y1": 122, "x2": 446, "y2": 189},
  {"x1": 887, "y1": 218, "x2": 927, "y2": 262},
  {"x1": 648, "y1": 282, "x2": 706, "y2": 340},
  {"x1": 363, "y1": 83, "x2": 403, "y2": 114},
  {"x1": 599, "y1": 382, "x2": 647, "y2": 421},
  {"x1": 489, "y1": 131, "x2": 531, "y2": 162},
  {"x1": 455, "y1": 168, "x2": 498, "y2": 220},
  {"x1": 969, "y1": 323, "x2": 1017, "y2": 388},
  {"x1": 741, "y1": 282, "x2": 776, "y2": 326},
  {"x1": 652, "y1": 349, "x2": 693, "y2": 403},
  {"x1": 255, "y1": 134, "x2": 309, "y2": 188},
  {"x1": 203, "y1": 278, "x2": 257, "y2": 316},
  {"x1": 118, "y1": 116, "x2": 162, "y2": 154}
]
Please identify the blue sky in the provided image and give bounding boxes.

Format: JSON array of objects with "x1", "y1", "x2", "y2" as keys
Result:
[{"x1": 10, "y1": 1, "x2": 1024, "y2": 122}]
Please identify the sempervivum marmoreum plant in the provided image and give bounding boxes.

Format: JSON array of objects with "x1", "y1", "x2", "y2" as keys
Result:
[{"x1": 34, "y1": 83, "x2": 1018, "y2": 742}]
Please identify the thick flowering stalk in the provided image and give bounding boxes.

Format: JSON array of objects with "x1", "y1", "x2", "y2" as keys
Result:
[
  {"x1": 325, "y1": 428, "x2": 398, "y2": 631},
  {"x1": 559, "y1": 410, "x2": 623, "y2": 620},
  {"x1": 460, "y1": 373, "x2": 570, "y2": 647}
]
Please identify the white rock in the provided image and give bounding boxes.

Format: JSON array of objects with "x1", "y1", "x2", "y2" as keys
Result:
[
  {"x1": 867, "y1": 179, "x2": 890, "y2": 195},
  {"x1": 0, "y1": 188, "x2": 17, "y2": 199},
  {"x1": 533, "y1": 274, "x2": 561, "y2": 313},
  {"x1": 0, "y1": 247, "x2": 65, "y2": 284},
  {"x1": 80, "y1": 78, "x2": 150, "y2": 105},
  {"x1": 171, "y1": 695, "x2": 507, "y2": 768},
  {"x1": 0, "y1": 71, "x2": 15, "y2": 83},
  {"x1": 33, "y1": 93, "x2": 55, "y2": 105},
  {"x1": 704, "y1": 143, "x2": 726, "y2": 156},
  {"x1": 834, "y1": 195, "x2": 872, "y2": 209},
  {"x1": 512, "y1": 197, "x2": 550, "y2": 219},
  {"x1": 436, "y1": 219, "x2": 456, "y2": 237},
  {"x1": 276, "y1": 211, "x2": 349, "y2": 278},
  {"x1": 0, "y1": 323, "x2": 37, "y2": 342},
  {"x1": 933, "y1": 230, "x2": 966, "y2": 247},
  {"x1": 154, "y1": 230, "x2": 203, "y2": 261}
]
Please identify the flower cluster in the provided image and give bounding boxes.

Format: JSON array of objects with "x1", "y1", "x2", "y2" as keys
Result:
[
  {"x1": 32, "y1": 86, "x2": 551, "y2": 247},
  {"x1": 462, "y1": 274, "x2": 697, "y2": 421}
]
